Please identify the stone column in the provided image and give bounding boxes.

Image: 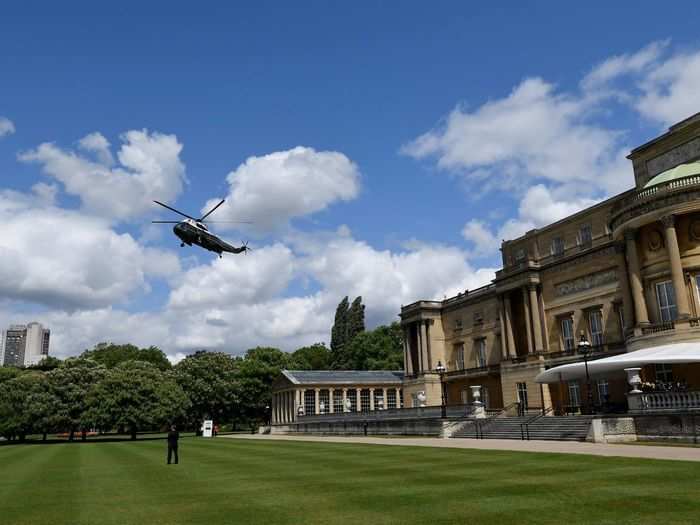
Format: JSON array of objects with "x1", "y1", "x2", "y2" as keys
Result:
[
  {"x1": 420, "y1": 321, "x2": 429, "y2": 373},
  {"x1": 356, "y1": 389, "x2": 361, "y2": 412},
  {"x1": 329, "y1": 389, "x2": 334, "y2": 413},
  {"x1": 272, "y1": 394, "x2": 277, "y2": 424},
  {"x1": 382, "y1": 388, "x2": 388, "y2": 410},
  {"x1": 396, "y1": 388, "x2": 402, "y2": 408},
  {"x1": 614, "y1": 242, "x2": 635, "y2": 333},
  {"x1": 498, "y1": 297, "x2": 508, "y2": 359},
  {"x1": 625, "y1": 229, "x2": 650, "y2": 325},
  {"x1": 342, "y1": 388, "x2": 348, "y2": 412},
  {"x1": 403, "y1": 327, "x2": 413, "y2": 376},
  {"x1": 528, "y1": 285, "x2": 544, "y2": 353},
  {"x1": 503, "y1": 295, "x2": 516, "y2": 357},
  {"x1": 369, "y1": 388, "x2": 375, "y2": 411},
  {"x1": 314, "y1": 388, "x2": 320, "y2": 415},
  {"x1": 286, "y1": 391, "x2": 291, "y2": 423},
  {"x1": 538, "y1": 292, "x2": 550, "y2": 351},
  {"x1": 661, "y1": 215, "x2": 690, "y2": 318},
  {"x1": 522, "y1": 287, "x2": 534, "y2": 353}
]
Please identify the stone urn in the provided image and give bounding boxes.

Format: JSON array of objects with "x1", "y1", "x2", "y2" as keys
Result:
[
  {"x1": 624, "y1": 368, "x2": 642, "y2": 394},
  {"x1": 344, "y1": 398, "x2": 352, "y2": 413},
  {"x1": 470, "y1": 385, "x2": 483, "y2": 405}
]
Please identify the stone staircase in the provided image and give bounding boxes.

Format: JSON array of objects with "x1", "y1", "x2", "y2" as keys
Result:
[{"x1": 451, "y1": 415, "x2": 594, "y2": 441}]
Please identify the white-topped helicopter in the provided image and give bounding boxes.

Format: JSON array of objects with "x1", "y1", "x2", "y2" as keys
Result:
[{"x1": 152, "y1": 199, "x2": 251, "y2": 258}]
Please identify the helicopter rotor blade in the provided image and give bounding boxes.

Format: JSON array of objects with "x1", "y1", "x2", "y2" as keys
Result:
[
  {"x1": 151, "y1": 221, "x2": 182, "y2": 224},
  {"x1": 199, "y1": 199, "x2": 226, "y2": 221},
  {"x1": 202, "y1": 220, "x2": 253, "y2": 224},
  {"x1": 153, "y1": 200, "x2": 196, "y2": 221}
]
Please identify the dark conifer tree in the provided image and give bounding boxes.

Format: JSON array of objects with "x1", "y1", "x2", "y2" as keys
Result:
[
  {"x1": 330, "y1": 296, "x2": 349, "y2": 358},
  {"x1": 347, "y1": 296, "x2": 366, "y2": 342}
]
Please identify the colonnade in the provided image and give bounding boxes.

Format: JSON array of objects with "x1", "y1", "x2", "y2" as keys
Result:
[
  {"x1": 622, "y1": 214, "x2": 691, "y2": 329},
  {"x1": 271, "y1": 386, "x2": 403, "y2": 424},
  {"x1": 402, "y1": 320, "x2": 431, "y2": 376},
  {"x1": 499, "y1": 283, "x2": 546, "y2": 358}
]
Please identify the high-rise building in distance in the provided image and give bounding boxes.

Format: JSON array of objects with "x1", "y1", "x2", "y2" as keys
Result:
[{"x1": 0, "y1": 322, "x2": 50, "y2": 367}]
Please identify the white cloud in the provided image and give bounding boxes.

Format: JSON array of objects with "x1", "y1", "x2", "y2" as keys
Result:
[
  {"x1": 168, "y1": 243, "x2": 295, "y2": 309},
  {"x1": 0, "y1": 190, "x2": 180, "y2": 310},
  {"x1": 78, "y1": 132, "x2": 115, "y2": 166},
  {"x1": 203, "y1": 146, "x2": 360, "y2": 232},
  {"x1": 581, "y1": 40, "x2": 669, "y2": 91},
  {"x1": 0, "y1": 117, "x2": 15, "y2": 138},
  {"x1": 19, "y1": 130, "x2": 186, "y2": 222},
  {"x1": 635, "y1": 50, "x2": 700, "y2": 126},
  {"x1": 461, "y1": 220, "x2": 497, "y2": 257}
]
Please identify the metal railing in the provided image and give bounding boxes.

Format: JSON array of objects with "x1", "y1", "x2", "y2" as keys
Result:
[
  {"x1": 521, "y1": 406, "x2": 554, "y2": 440},
  {"x1": 640, "y1": 321, "x2": 675, "y2": 335},
  {"x1": 474, "y1": 402, "x2": 521, "y2": 439},
  {"x1": 296, "y1": 403, "x2": 476, "y2": 423},
  {"x1": 611, "y1": 174, "x2": 700, "y2": 215}
]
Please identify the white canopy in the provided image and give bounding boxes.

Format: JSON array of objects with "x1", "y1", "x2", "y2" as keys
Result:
[{"x1": 535, "y1": 342, "x2": 700, "y2": 383}]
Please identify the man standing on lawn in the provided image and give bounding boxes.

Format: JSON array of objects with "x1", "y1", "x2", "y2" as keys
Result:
[{"x1": 167, "y1": 425, "x2": 179, "y2": 465}]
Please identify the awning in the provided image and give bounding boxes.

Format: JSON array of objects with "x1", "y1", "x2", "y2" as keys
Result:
[{"x1": 535, "y1": 342, "x2": 700, "y2": 383}]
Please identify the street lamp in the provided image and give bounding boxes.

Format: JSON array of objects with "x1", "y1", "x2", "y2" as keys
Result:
[
  {"x1": 435, "y1": 360, "x2": 447, "y2": 418},
  {"x1": 577, "y1": 331, "x2": 593, "y2": 414}
]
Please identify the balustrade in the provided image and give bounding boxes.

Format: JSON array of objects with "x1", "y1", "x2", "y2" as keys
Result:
[{"x1": 629, "y1": 391, "x2": 700, "y2": 411}]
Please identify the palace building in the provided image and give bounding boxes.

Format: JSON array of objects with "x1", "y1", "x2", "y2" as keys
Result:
[
  {"x1": 273, "y1": 112, "x2": 700, "y2": 428},
  {"x1": 401, "y1": 112, "x2": 700, "y2": 414}
]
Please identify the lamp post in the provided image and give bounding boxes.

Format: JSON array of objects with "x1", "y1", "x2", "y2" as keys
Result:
[
  {"x1": 436, "y1": 360, "x2": 447, "y2": 418},
  {"x1": 577, "y1": 331, "x2": 593, "y2": 414}
]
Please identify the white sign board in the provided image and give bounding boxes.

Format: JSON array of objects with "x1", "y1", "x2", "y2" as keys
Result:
[{"x1": 202, "y1": 419, "x2": 213, "y2": 438}]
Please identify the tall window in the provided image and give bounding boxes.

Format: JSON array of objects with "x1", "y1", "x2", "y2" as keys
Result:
[
  {"x1": 568, "y1": 381, "x2": 581, "y2": 408},
  {"x1": 655, "y1": 363, "x2": 673, "y2": 382},
  {"x1": 551, "y1": 236, "x2": 564, "y2": 257},
  {"x1": 333, "y1": 389, "x2": 344, "y2": 413},
  {"x1": 656, "y1": 281, "x2": 678, "y2": 322},
  {"x1": 347, "y1": 389, "x2": 357, "y2": 412},
  {"x1": 319, "y1": 389, "x2": 330, "y2": 414},
  {"x1": 373, "y1": 389, "x2": 384, "y2": 410},
  {"x1": 304, "y1": 390, "x2": 315, "y2": 415},
  {"x1": 561, "y1": 317, "x2": 575, "y2": 351},
  {"x1": 589, "y1": 310, "x2": 604, "y2": 347},
  {"x1": 360, "y1": 389, "x2": 371, "y2": 411},
  {"x1": 475, "y1": 338, "x2": 487, "y2": 368},
  {"x1": 516, "y1": 382, "x2": 528, "y2": 410},
  {"x1": 578, "y1": 223, "x2": 592, "y2": 248},
  {"x1": 596, "y1": 379, "x2": 609, "y2": 404},
  {"x1": 455, "y1": 343, "x2": 465, "y2": 370},
  {"x1": 387, "y1": 389, "x2": 397, "y2": 409}
]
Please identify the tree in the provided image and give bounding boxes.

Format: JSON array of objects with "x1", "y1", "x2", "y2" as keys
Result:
[
  {"x1": 47, "y1": 358, "x2": 106, "y2": 441},
  {"x1": 173, "y1": 351, "x2": 240, "y2": 428},
  {"x1": 0, "y1": 372, "x2": 58, "y2": 441},
  {"x1": 288, "y1": 343, "x2": 331, "y2": 370},
  {"x1": 82, "y1": 342, "x2": 172, "y2": 370},
  {"x1": 85, "y1": 361, "x2": 189, "y2": 440},
  {"x1": 237, "y1": 347, "x2": 289, "y2": 425},
  {"x1": 28, "y1": 356, "x2": 62, "y2": 371},
  {"x1": 0, "y1": 366, "x2": 22, "y2": 384},
  {"x1": 347, "y1": 296, "x2": 366, "y2": 341},
  {"x1": 330, "y1": 296, "x2": 349, "y2": 358},
  {"x1": 339, "y1": 322, "x2": 404, "y2": 370}
]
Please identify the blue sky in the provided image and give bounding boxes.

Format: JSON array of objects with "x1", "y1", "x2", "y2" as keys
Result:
[{"x1": 1, "y1": 2, "x2": 700, "y2": 360}]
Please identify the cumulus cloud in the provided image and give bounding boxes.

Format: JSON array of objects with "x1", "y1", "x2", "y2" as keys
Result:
[
  {"x1": 0, "y1": 117, "x2": 15, "y2": 138},
  {"x1": 203, "y1": 146, "x2": 361, "y2": 233},
  {"x1": 19, "y1": 130, "x2": 186, "y2": 221},
  {"x1": 0, "y1": 189, "x2": 180, "y2": 310}
]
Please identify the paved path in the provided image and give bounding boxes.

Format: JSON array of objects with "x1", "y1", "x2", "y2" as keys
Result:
[{"x1": 224, "y1": 433, "x2": 700, "y2": 462}]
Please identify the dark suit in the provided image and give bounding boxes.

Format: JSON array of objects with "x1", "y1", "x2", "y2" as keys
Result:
[{"x1": 167, "y1": 430, "x2": 179, "y2": 464}]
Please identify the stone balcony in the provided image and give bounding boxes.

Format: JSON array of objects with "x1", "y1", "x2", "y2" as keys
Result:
[
  {"x1": 610, "y1": 174, "x2": 700, "y2": 235},
  {"x1": 626, "y1": 317, "x2": 700, "y2": 351}
]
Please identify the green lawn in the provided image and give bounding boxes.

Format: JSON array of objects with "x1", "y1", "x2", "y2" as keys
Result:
[{"x1": 1, "y1": 437, "x2": 699, "y2": 525}]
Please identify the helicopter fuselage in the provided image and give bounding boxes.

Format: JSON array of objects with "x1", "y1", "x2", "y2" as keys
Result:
[{"x1": 174, "y1": 219, "x2": 245, "y2": 256}]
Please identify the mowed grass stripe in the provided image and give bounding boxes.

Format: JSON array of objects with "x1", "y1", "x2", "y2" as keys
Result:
[{"x1": 1, "y1": 438, "x2": 700, "y2": 525}]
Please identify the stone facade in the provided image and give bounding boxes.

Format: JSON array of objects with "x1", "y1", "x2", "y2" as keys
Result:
[{"x1": 401, "y1": 113, "x2": 700, "y2": 413}]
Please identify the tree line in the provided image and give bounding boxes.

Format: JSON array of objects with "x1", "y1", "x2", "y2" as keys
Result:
[{"x1": 0, "y1": 298, "x2": 404, "y2": 441}]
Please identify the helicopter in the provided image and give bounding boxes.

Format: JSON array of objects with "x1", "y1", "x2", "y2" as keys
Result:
[{"x1": 152, "y1": 199, "x2": 251, "y2": 258}]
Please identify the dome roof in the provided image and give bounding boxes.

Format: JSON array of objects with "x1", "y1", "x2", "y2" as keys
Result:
[{"x1": 644, "y1": 161, "x2": 700, "y2": 188}]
